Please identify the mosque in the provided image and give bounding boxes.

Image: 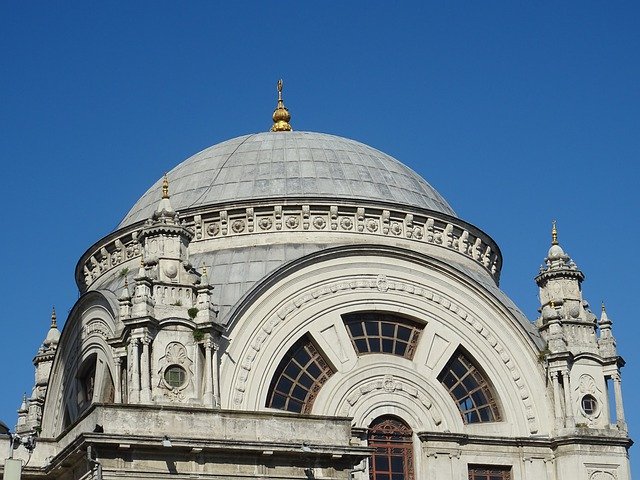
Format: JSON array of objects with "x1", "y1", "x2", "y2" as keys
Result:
[{"x1": 0, "y1": 82, "x2": 631, "y2": 479}]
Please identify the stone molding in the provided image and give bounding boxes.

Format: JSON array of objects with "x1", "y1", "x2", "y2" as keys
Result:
[
  {"x1": 77, "y1": 201, "x2": 502, "y2": 290},
  {"x1": 339, "y1": 373, "x2": 446, "y2": 429}
]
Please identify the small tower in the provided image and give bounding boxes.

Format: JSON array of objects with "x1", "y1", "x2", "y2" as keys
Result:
[
  {"x1": 536, "y1": 222, "x2": 626, "y2": 432},
  {"x1": 138, "y1": 174, "x2": 195, "y2": 286},
  {"x1": 598, "y1": 303, "x2": 616, "y2": 358},
  {"x1": 535, "y1": 221, "x2": 596, "y2": 355},
  {"x1": 118, "y1": 278, "x2": 133, "y2": 319},
  {"x1": 16, "y1": 308, "x2": 60, "y2": 434}
]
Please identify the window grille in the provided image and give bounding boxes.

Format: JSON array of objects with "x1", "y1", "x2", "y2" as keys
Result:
[
  {"x1": 468, "y1": 465, "x2": 511, "y2": 480},
  {"x1": 438, "y1": 350, "x2": 501, "y2": 423},
  {"x1": 368, "y1": 416, "x2": 415, "y2": 480},
  {"x1": 267, "y1": 335, "x2": 334, "y2": 413},
  {"x1": 343, "y1": 312, "x2": 423, "y2": 359}
]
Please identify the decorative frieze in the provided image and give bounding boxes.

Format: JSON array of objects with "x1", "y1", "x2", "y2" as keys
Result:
[{"x1": 78, "y1": 202, "x2": 502, "y2": 290}]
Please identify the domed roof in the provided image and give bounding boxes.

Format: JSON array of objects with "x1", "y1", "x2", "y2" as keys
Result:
[{"x1": 118, "y1": 131, "x2": 455, "y2": 228}]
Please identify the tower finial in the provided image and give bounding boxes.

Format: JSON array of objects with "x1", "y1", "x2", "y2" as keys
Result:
[
  {"x1": 51, "y1": 306, "x2": 57, "y2": 328},
  {"x1": 162, "y1": 173, "x2": 170, "y2": 199},
  {"x1": 271, "y1": 79, "x2": 292, "y2": 132},
  {"x1": 602, "y1": 301, "x2": 606, "y2": 313},
  {"x1": 551, "y1": 220, "x2": 558, "y2": 245}
]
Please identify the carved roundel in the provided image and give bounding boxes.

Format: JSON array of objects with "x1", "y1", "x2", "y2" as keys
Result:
[
  {"x1": 313, "y1": 216, "x2": 327, "y2": 229},
  {"x1": 232, "y1": 220, "x2": 246, "y2": 233},
  {"x1": 159, "y1": 342, "x2": 191, "y2": 392}
]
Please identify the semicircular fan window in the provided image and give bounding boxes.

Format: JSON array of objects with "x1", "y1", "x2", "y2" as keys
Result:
[{"x1": 266, "y1": 335, "x2": 334, "y2": 414}]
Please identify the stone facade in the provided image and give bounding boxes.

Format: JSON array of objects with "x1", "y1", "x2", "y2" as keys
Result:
[{"x1": 0, "y1": 131, "x2": 631, "y2": 480}]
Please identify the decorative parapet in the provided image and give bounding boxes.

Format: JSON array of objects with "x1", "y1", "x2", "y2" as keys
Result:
[{"x1": 77, "y1": 202, "x2": 502, "y2": 291}]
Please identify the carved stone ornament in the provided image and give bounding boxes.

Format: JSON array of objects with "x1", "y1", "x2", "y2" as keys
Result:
[
  {"x1": 313, "y1": 216, "x2": 327, "y2": 229},
  {"x1": 80, "y1": 202, "x2": 502, "y2": 290},
  {"x1": 258, "y1": 217, "x2": 272, "y2": 230},
  {"x1": 82, "y1": 319, "x2": 112, "y2": 340},
  {"x1": 576, "y1": 374, "x2": 603, "y2": 423},
  {"x1": 344, "y1": 374, "x2": 442, "y2": 426},
  {"x1": 158, "y1": 342, "x2": 193, "y2": 401},
  {"x1": 588, "y1": 470, "x2": 617, "y2": 480}
]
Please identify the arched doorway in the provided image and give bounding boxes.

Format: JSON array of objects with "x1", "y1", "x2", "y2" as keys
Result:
[{"x1": 367, "y1": 416, "x2": 414, "y2": 480}]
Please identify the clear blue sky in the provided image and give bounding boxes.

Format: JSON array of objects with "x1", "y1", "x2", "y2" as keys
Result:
[{"x1": 1, "y1": 0, "x2": 638, "y2": 471}]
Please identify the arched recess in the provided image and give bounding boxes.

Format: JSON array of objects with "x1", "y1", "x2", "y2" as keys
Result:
[
  {"x1": 41, "y1": 290, "x2": 118, "y2": 437},
  {"x1": 221, "y1": 245, "x2": 552, "y2": 436}
]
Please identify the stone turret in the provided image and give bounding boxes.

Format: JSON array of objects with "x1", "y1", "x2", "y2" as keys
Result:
[
  {"x1": 536, "y1": 223, "x2": 626, "y2": 432},
  {"x1": 139, "y1": 174, "x2": 195, "y2": 285},
  {"x1": 114, "y1": 177, "x2": 218, "y2": 407},
  {"x1": 535, "y1": 222, "x2": 597, "y2": 354},
  {"x1": 598, "y1": 303, "x2": 617, "y2": 358},
  {"x1": 16, "y1": 308, "x2": 60, "y2": 434}
]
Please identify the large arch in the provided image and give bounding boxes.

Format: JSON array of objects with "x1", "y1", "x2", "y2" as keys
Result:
[
  {"x1": 220, "y1": 245, "x2": 553, "y2": 437},
  {"x1": 40, "y1": 290, "x2": 118, "y2": 437}
]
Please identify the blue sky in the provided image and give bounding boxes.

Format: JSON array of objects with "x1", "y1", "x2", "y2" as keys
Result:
[{"x1": 1, "y1": 0, "x2": 638, "y2": 471}]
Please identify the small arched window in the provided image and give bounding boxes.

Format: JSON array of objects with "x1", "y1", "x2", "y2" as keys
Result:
[
  {"x1": 343, "y1": 312, "x2": 423, "y2": 359},
  {"x1": 368, "y1": 416, "x2": 415, "y2": 480},
  {"x1": 266, "y1": 335, "x2": 334, "y2": 414},
  {"x1": 438, "y1": 349, "x2": 501, "y2": 423}
]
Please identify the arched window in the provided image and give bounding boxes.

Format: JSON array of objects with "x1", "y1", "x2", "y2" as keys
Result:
[
  {"x1": 343, "y1": 312, "x2": 423, "y2": 359},
  {"x1": 76, "y1": 354, "x2": 97, "y2": 413},
  {"x1": 266, "y1": 335, "x2": 334, "y2": 413},
  {"x1": 368, "y1": 416, "x2": 415, "y2": 480},
  {"x1": 438, "y1": 349, "x2": 501, "y2": 423}
]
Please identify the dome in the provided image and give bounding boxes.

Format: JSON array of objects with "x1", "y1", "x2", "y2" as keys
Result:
[{"x1": 118, "y1": 131, "x2": 455, "y2": 228}]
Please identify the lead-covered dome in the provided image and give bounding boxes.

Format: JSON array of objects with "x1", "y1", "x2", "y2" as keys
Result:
[{"x1": 119, "y1": 131, "x2": 455, "y2": 228}]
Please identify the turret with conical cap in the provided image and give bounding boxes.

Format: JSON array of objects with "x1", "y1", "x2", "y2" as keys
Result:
[{"x1": 535, "y1": 221, "x2": 594, "y2": 354}]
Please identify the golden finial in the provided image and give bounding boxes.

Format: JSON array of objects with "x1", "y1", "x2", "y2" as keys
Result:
[
  {"x1": 51, "y1": 306, "x2": 57, "y2": 328},
  {"x1": 162, "y1": 173, "x2": 170, "y2": 199},
  {"x1": 550, "y1": 300, "x2": 555, "y2": 309},
  {"x1": 271, "y1": 79, "x2": 292, "y2": 132},
  {"x1": 202, "y1": 265, "x2": 207, "y2": 275},
  {"x1": 551, "y1": 220, "x2": 558, "y2": 245}
]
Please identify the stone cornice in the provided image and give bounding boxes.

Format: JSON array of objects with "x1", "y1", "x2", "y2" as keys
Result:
[
  {"x1": 76, "y1": 199, "x2": 503, "y2": 292},
  {"x1": 417, "y1": 431, "x2": 632, "y2": 449},
  {"x1": 535, "y1": 267, "x2": 585, "y2": 285}
]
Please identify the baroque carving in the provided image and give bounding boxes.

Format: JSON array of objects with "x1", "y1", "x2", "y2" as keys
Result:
[
  {"x1": 285, "y1": 215, "x2": 299, "y2": 229},
  {"x1": 158, "y1": 342, "x2": 192, "y2": 402},
  {"x1": 82, "y1": 319, "x2": 112, "y2": 340},
  {"x1": 81, "y1": 202, "x2": 501, "y2": 289},
  {"x1": 313, "y1": 216, "x2": 327, "y2": 229},
  {"x1": 258, "y1": 216, "x2": 273, "y2": 230},
  {"x1": 344, "y1": 374, "x2": 443, "y2": 426}
]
